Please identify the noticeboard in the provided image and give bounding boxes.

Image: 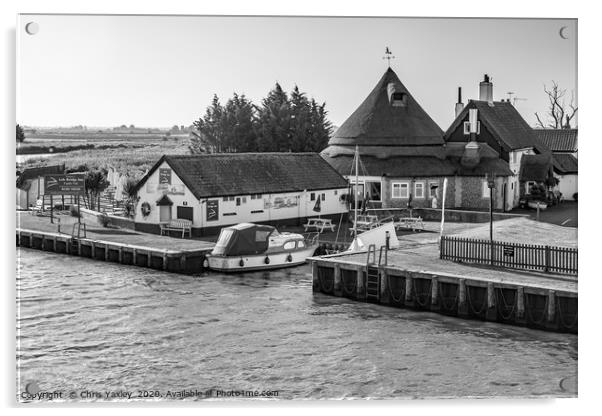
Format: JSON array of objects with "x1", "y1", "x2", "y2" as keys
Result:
[
  {"x1": 206, "y1": 199, "x2": 219, "y2": 222},
  {"x1": 503, "y1": 245, "x2": 515, "y2": 257},
  {"x1": 44, "y1": 174, "x2": 85, "y2": 196},
  {"x1": 159, "y1": 168, "x2": 171, "y2": 185}
]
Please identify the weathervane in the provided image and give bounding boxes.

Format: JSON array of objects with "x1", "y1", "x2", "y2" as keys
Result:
[{"x1": 382, "y1": 47, "x2": 395, "y2": 67}]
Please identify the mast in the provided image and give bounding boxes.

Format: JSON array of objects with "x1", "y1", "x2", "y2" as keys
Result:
[{"x1": 354, "y1": 145, "x2": 359, "y2": 235}]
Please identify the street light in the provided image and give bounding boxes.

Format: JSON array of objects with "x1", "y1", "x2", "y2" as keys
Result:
[{"x1": 486, "y1": 172, "x2": 496, "y2": 265}]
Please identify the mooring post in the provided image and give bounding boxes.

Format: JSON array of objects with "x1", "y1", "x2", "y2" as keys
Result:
[
  {"x1": 516, "y1": 286, "x2": 526, "y2": 324},
  {"x1": 29, "y1": 232, "x2": 33, "y2": 248},
  {"x1": 312, "y1": 261, "x2": 320, "y2": 292},
  {"x1": 132, "y1": 248, "x2": 137, "y2": 266},
  {"x1": 333, "y1": 264, "x2": 342, "y2": 297},
  {"x1": 547, "y1": 290, "x2": 557, "y2": 330},
  {"x1": 147, "y1": 252, "x2": 152, "y2": 268},
  {"x1": 118, "y1": 246, "x2": 123, "y2": 264},
  {"x1": 356, "y1": 265, "x2": 365, "y2": 301},
  {"x1": 486, "y1": 282, "x2": 497, "y2": 321},
  {"x1": 457, "y1": 279, "x2": 468, "y2": 316},
  {"x1": 180, "y1": 255, "x2": 186, "y2": 272},
  {"x1": 379, "y1": 267, "x2": 390, "y2": 305},
  {"x1": 105, "y1": 244, "x2": 110, "y2": 261},
  {"x1": 77, "y1": 240, "x2": 82, "y2": 256},
  {"x1": 430, "y1": 277, "x2": 439, "y2": 311},
  {"x1": 162, "y1": 251, "x2": 168, "y2": 271},
  {"x1": 404, "y1": 273, "x2": 413, "y2": 307},
  {"x1": 52, "y1": 236, "x2": 57, "y2": 253},
  {"x1": 41, "y1": 235, "x2": 45, "y2": 251},
  {"x1": 91, "y1": 241, "x2": 96, "y2": 259},
  {"x1": 65, "y1": 237, "x2": 70, "y2": 254}
]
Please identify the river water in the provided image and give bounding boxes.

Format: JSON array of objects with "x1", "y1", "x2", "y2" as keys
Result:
[{"x1": 16, "y1": 249, "x2": 577, "y2": 401}]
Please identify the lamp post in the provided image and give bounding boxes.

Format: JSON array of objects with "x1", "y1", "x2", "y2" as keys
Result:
[{"x1": 486, "y1": 173, "x2": 496, "y2": 265}]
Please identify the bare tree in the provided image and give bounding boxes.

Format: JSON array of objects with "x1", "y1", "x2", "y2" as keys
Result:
[{"x1": 534, "y1": 81, "x2": 578, "y2": 129}]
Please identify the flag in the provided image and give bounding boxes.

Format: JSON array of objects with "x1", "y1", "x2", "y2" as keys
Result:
[{"x1": 313, "y1": 196, "x2": 321, "y2": 213}]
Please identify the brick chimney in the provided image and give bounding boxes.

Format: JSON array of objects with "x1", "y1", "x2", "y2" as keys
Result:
[
  {"x1": 455, "y1": 87, "x2": 464, "y2": 118},
  {"x1": 479, "y1": 74, "x2": 493, "y2": 103}
]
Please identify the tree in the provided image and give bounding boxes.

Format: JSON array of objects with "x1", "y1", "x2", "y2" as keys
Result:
[
  {"x1": 534, "y1": 81, "x2": 578, "y2": 129},
  {"x1": 255, "y1": 83, "x2": 291, "y2": 151},
  {"x1": 122, "y1": 177, "x2": 139, "y2": 218},
  {"x1": 84, "y1": 170, "x2": 109, "y2": 211},
  {"x1": 223, "y1": 93, "x2": 257, "y2": 152},
  {"x1": 190, "y1": 94, "x2": 226, "y2": 153},
  {"x1": 16, "y1": 124, "x2": 25, "y2": 142}
]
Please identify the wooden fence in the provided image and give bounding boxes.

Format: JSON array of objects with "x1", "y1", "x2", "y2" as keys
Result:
[{"x1": 440, "y1": 236, "x2": 577, "y2": 276}]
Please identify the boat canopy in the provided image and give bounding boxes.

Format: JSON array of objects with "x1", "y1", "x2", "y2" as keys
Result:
[{"x1": 211, "y1": 223, "x2": 276, "y2": 256}]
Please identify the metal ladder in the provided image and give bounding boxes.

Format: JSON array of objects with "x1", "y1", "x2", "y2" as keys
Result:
[{"x1": 365, "y1": 244, "x2": 388, "y2": 303}]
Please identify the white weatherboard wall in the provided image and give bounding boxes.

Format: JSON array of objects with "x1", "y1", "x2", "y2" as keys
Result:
[
  {"x1": 135, "y1": 161, "x2": 349, "y2": 229},
  {"x1": 134, "y1": 161, "x2": 202, "y2": 226}
]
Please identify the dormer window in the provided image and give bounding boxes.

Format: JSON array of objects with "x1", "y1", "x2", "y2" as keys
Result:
[
  {"x1": 463, "y1": 121, "x2": 480, "y2": 135},
  {"x1": 387, "y1": 82, "x2": 408, "y2": 107},
  {"x1": 391, "y1": 92, "x2": 407, "y2": 107}
]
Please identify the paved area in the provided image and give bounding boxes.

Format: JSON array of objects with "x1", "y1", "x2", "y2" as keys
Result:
[
  {"x1": 17, "y1": 211, "x2": 214, "y2": 252},
  {"x1": 510, "y1": 201, "x2": 578, "y2": 228},
  {"x1": 325, "y1": 244, "x2": 577, "y2": 294}
]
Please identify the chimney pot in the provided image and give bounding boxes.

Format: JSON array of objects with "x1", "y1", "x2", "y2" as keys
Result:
[{"x1": 479, "y1": 74, "x2": 493, "y2": 103}]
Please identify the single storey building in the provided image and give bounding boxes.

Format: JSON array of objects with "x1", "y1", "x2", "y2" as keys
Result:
[
  {"x1": 16, "y1": 164, "x2": 65, "y2": 210},
  {"x1": 533, "y1": 128, "x2": 578, "y2": 200},
  {"x1": 132, "y1": 153, "x2": 349, "y2": 236}
]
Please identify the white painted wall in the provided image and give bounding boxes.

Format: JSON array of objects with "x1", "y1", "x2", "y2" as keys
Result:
[
  {"x1": 134, "y1": 161, "x2": 349, "y2": 228},
  {"x1": 555, "y1": 173, "x2": 578, "y2": 200}
]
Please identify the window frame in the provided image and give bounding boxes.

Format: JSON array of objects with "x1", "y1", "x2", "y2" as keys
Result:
[
  {"x1": 482, "y1": 180, "x2": 490, "y2": 199},
  {"x1": 414, "y1": 181, "x2": 425, "y2": 199},
  {"x1": 391, "y1": 181, "x2": 410, "y2": 199}
]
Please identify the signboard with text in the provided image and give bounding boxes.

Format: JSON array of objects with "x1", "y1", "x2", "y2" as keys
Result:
[
  {"x1": 159, "y1": 168, "x2": 172, "y2": 185},
  {"x1": 44, "y1": 175, "x2": 85, "y2": 196},
  {"x1": 206, "y1": 199, "x2": 219, "y2": 222}
]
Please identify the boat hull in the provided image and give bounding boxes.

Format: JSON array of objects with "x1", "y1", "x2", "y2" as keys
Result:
[{"x1": 206, "y1": 246, "x2": 317, "y2": 273}]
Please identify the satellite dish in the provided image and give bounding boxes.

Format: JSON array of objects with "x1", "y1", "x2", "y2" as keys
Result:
[{"x1": 559, "y1": 26, "x2": 569, "y2": 40}]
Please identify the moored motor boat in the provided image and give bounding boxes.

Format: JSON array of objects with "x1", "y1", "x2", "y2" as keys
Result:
[
  {"x1": 528, "y1": 201, "x2": 548, "y2": 210},
  {"x1": 205, "y1": 223, "x2": 318, "y2": 272}
]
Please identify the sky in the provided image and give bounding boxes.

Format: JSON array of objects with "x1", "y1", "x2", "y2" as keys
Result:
[{"x1": 17, "y1": 15, "x2": 577, "y2": 130}]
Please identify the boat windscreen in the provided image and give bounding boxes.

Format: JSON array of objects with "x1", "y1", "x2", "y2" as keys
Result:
[{"x1": 211, "y1": 224, "x2": 275, "y2": 256}]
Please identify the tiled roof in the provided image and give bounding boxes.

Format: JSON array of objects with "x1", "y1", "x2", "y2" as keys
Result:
[
  {"x1": 16, "y1": 164, "x2": 65, "y2": 188},
  {"x1": 328, "y1": 68, "x2": 444, "y2": 147},
  {"x1": 552, "y1": 153, "x2": 578, "y2": 174},
  {"x1": 446, "y1": 100, "x2": 548, "y2": 153},
  {"x1": 134, "y1": 153, "x2": 349, "y2": 199},
  {"x1": 533, "y1": 129, "x2": 578, "y2": 152}
]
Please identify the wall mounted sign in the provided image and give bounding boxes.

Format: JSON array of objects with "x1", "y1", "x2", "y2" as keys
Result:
[
  {"x1": 159, "y1": 168, "x2": 171, "y2": 185},
  {"x1": 206, "y1": 199, "x2": 219, "y2": 221},
  {"x1": 44, "y1": 174, "x2": 85, "y2": 195}
]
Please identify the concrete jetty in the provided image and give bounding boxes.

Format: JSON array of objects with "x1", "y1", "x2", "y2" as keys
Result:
[{"x1": 310, "y1": 219, "x2": 578, "y2": 333}]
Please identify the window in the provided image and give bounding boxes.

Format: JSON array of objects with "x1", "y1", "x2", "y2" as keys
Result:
[
  {"x1": 236, "y1": 197, "x2": 241, "y2": 206},
  {"x1": 334, "y1": 190, "x2": 338, "y2": 195},
  {"x1": 512, "y1": 152, "x2": 517, "y2": 164},
  {"x1": 251, "y1": 194, "x2": 262, "y2": 200},
  {"x1": 223, "y1": 197, "x2": 228, "y2": 202},
  {"x1": 482, "y1": 180, "x2": 490, "y2": 198},
  {"x1": 283, "y1": 241, "x2": 296, "y2": 250},
  {"x1": 321, "y1": 193, "x2": 325, "y2": 201},
  {"x1": 298, "y1": 240, "x2": 305, "y2": 248},
  {"x1": 229, "y1": 196, "x2": 235, "y2": 201},
  {"x1": 392, "y1": 182, "x2": 409, "y2": 199},
  {"x1": 414, "y1": 182, "x2": 425, "y2": 199},
  {"x1": 242, "y1": 196, "x2": 247, "y2": 203},
  {"x1": 365, "y1": 181, "x2": 382, "y2": 201},
  {"x1": 310, "y1": 193, "x2": 316, "y2": 201},
  {"x1": 463, "y1": 121, "x2": 481, "y2": 135},
  {"x1": 525, "y1": 181, "x2": 536, "y2": 195},
  {"x1": 176, "y1": 206, "x2": 193, "y2": 221},
  {"x1": 429, "y1": 182, "x2": 439, "y2": 198},
  {"x1": 391, "y1": 92, "x2": 407, "y2": 107}
]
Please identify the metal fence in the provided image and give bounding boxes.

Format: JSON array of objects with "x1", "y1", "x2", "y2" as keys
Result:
[{"x1": 440, "y1": 235, "x2": 577, "y2": 276}]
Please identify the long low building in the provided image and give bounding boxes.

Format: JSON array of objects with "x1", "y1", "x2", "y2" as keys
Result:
[{"x1": 132, "y1": 153, "x2": 350, "y2": 236}]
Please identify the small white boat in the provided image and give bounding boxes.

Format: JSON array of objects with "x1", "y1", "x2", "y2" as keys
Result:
[{"x1": 205, "y1": 223, "x2": 318, "y2": 272}]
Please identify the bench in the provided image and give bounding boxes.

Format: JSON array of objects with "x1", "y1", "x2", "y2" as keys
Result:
[
  {"x1": 395, "y1": 216, "x2": 425, "y2": 232},
  {"x1": 160, "y1": 219, "x2": 192, "y2": 238},
  {"x1": 303, "y1": 218, "x2": 336, "y2": 233},
  {"x1": 30, "y1": 199, "x2": 44, "y2": 216}
]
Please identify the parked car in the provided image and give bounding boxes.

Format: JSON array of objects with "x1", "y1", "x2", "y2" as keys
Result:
[{"x1": 519, "y1": 190, "x2": 561, "y2": 209}]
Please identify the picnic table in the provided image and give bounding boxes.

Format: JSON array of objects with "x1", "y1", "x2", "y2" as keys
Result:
[
  {"x1": 395, "y1": 216, "x2": 425, "y2": 232},
  {"x1": 303, "y1": 218, "x2": 336, "y2": 233}
]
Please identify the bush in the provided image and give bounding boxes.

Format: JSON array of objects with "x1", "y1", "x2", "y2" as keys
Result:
[
  {"x1": 573, "y1": 192, "x2": 578, "y2": 202},
  {"x1": 98, "y1": 212, "x2": 110, "y2": 228},
  {"x1": 70, "y1": 205, "x2": 80, "y2": 217}
]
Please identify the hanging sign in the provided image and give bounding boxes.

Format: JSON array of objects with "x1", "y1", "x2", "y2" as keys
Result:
[{"x1": 206, "y1": 199, "x2": 219, "y2": 221}]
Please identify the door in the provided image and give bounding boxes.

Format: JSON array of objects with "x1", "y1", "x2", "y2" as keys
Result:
[
  {"x1": 177, "y1": 206, "x2": 193, "y2": 221},
  {"x1": 159, "y1": 205, "x2": 172, "y2": 222}
]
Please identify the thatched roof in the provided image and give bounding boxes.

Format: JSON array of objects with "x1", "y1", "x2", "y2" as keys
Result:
[
  {"x1": 328, "y1": 68, "x2": 444, "y2": 147},
  {"x1": 520, "y1": 153, "x2": 554, "y2": 182}
]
